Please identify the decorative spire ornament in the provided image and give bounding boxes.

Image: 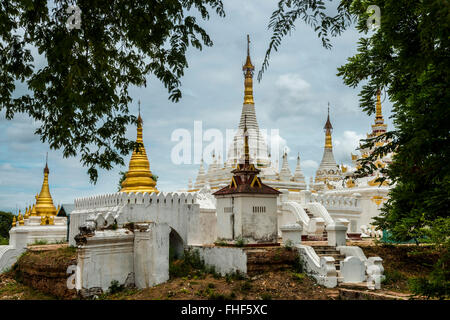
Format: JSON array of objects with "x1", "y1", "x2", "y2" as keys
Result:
[
  {"x1": 35, "y1": 155, "x2": 57, "y2": 216},
  {"x1": 120, "y1": 104, "x2": 158, "y2": 193}
]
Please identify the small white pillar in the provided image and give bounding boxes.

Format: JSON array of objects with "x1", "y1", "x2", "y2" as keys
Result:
[
  {"x1": 340, "y1": 256, "x2": 365, "y2": 283},
  {"x1": 326, "y1": 223, "x2": 347, "y2": 247},
  {"x1": 299, "y1": 190, "x2": 312, "y2": 205},
  {"x1": 134, "y1": 222, "x2": 170, "y2": 289},
  {"x1": 280, "y1": 223, "x2": 303, "y2": 246}
]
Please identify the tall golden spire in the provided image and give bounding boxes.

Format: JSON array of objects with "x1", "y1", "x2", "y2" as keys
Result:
[
  {"x1": 370, "y1": 89, "x2": 387, "y2": 137},
  {"x1": 120, "y1": 103, "x2": 158, "y2": 193},
  {"x1": 375, "y1": 89, "x2": 383, "y2": 122},
  {"x1": 243, "y1": 35, "x2": 255, "y2": 105},
  {"x1": 324, "y1": 104, "x2": 333, "y2": 149},
  {"x1": 35, "y1": 154, "x2": 57, "y2": 216}
]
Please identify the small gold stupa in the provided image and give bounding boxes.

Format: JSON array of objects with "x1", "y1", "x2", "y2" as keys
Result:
[
  {"x1": 35, "y1": 159, "x2": 57, "y2": 216},
  {"x1": 120, "y1": 105, "x2": 158, "y2": 194}
]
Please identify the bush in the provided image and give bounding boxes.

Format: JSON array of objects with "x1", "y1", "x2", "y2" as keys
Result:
[
  {"x1": 292, "y1": 272, "x2": 306, "y2": 283},
  {"x1": 261, "y1": 293, "x2": 272, "y2": 300},
  {"x1": 381, "y1": 269, "x2": 406, "y2": 285},
  {"x1": 240, "y1": 280, "x2": 252, "y2": 292},
  {"x1": 108, "y1": 280, "x2": 124, "y2": 294},
  {"x1": 292, "y1": 256, "x2": 305, "y2": 273},
  {"x1": 0, "y1": 236, "x2": 8, "y2": 245},
  {"x1": 234, "y1": 236, "x2": 246, "y2": 247},
  {"x1": 408, "y1": 249, "x2": 450, "y2": 299},
  {"x1": 0, "y1": 211, "x2": 14, "y2": 239},
  {"x1": 169, "y1": 249, "x2": 220, "y2": 279}
]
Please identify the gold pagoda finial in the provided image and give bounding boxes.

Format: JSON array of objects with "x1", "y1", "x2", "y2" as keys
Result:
[
  {"x1": 324, "y1": 103, "x2": 333, "y2": 149},
  {"x1": 18, "y1": 210, "x2": 24, "y2": 226},
  {"x1": 12, "y1": 216, "x2": 16, "y2": 227},
  {"x1": 120, "y1": 106, "x2": 158, "y2": 194},
  {"x1": 243, "y1": 34, "x2": 255, "y2": 105},
  {"x1": 375, "y1": 89, "x2": 384, "y2": 123},
  {"x1": 35, "y1": 156, "x2": 57, "y2": 216}
]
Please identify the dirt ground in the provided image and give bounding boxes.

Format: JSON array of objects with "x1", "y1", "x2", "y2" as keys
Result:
[
  {"x1": 0, "y1": 242, "x2": 441, "y2": 300},
  {"x1": 103, "y1": 271, "x2": 339, "y2": 300},
  {"x1": 358, "y1": 242, "x2": 440, "y2": 293}
]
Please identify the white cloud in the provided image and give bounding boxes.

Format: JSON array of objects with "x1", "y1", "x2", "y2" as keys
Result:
[
  {"x1": 301, "y1": 159, "x2": 319, "y2": 170},
  {"x1": 333, "y1": 130, "x2": 365, "y2": 165}
]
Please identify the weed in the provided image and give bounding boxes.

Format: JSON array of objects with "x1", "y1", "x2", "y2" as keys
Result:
[
  {"x1": 382, "y1": 269, "x2": 406, "y2": 285},
  {"x1": 261, "y1": 293, "x2": 272, "y2": 300},
  {"x1": 292, "y1": 272, "x2": 306, "y2": 283},
  {"x1": 240, "y1": 280, "x2": 252, "y2": 292},
  {"x1": 32, "y1": 239, "x2": 48, "y2": 245},
  {"x1": 108, "y1": 280, "x2": 125, "y2": 294},
  {"x1": 284, "y1": 239, "x2": 293, "y2": 250},
  {"x1": 234, "y1": 236, "x2": 247, "y2": 247},
  {"x1": 214, "y1": 239, "x2": 228, "y2": 246},
  {"x1": 292, "y1": 256, "x2": 305, "y2": 273}
]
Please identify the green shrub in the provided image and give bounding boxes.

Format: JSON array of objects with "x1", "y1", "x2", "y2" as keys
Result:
[
  {"x1": 408, "y1": 249, "x2": 450, "y2": 299},
  {"x1": 0, "y1": 236, "x2": 8, "y2": 245},
  {"x1": 240, "y1": 280, "x2": 252, "y2": 292},
  {"x1": 292, "y1": 256, "x2": 305, "y2": 273},
  {"x1": 32, "y1": 239, "x2": 48, "y2": 245},
  {"x1": 381, "y1": 269, "x2": 406, "y2": 285},
  {"x1": 292, "y1": 272, "x2": 306, "y2": 283},
  {"x1": 261, "y1": 293, "x2": 272, "y2": 300},
  {"x1": 234, "y1": 236, "x2": 246, "y2": 247},
  {"x1": 108, "y1": 280, "x2": 124, "y2": 294},
  {"x1": 0, "y1": 211, "x2": 13, "y2": 239},
  {"x1": 169, "y1": 248, "x2": 220, "y2": 279}
]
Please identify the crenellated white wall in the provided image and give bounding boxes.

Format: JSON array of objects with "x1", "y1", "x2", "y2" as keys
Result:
[{"x1": 69, "y1": 191, "x2": 204, "y2": 247}]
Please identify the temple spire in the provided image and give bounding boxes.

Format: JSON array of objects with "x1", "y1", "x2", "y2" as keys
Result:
[
  {"x1": 370, "y1": 89, "x2": 388, "y2": 137},
  {"x1": 243, "y1": 34, "x2": 255, "y2": 105},
  {"x1": 120, "y1": 105, "x2": 158, "y2": 193},
  {"x1": 324, "y1": 103, "x2": 333, "y2": 149},
  {"x1": 244, "y1": 115, "x2": 250, "y2": 165},
  {"x1": 375, "y1": 89, "x2": 383, "y2": 122},
  {"x1": 35, "y1": 155, "x2": 57, "y2": 216}
]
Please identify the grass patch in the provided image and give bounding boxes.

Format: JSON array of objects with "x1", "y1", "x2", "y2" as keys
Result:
[
  {"x1": 261, "y1": 293, "x2": 272, "y2": 300},
  {"x1": 234, "y1": 236, "x2": 246, "y2": 247},
  {"x1": 292, "y1": 272, "x2": 306, "y2": 283},
  {"x1": 31, "y1": 239, "x2": 48, "y2": 245},
  {"x1": 381, "y1": 269, "x2": 407, "y2": 285},
  {"x1": 169, "y1": 249, "x2": 220, "y2": 279},
  {"x1": 240, "y1": 280, "x2": 252, "y2": 292},
  {"x1": 0, "y1": 236, "x2": 8, "y2": 245}
]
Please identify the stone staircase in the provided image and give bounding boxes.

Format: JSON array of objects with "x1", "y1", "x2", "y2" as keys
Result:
[
  {"x1": 312, "y1": 245, "x2": 345, "y2": 273},
  {"x1": 304, "y1": 208, "x2": 327, "y2": 241}
]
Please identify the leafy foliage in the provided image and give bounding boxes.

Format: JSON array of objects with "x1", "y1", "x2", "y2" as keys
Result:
[
  {"x1": 265, "y1": 0, "x2": 449, "y2": 242},
  {"x1": 408, "y1": 217, "x2": 450, "y2": 299},
  {"x1": 264, "y1": 0, "x2": 449, "y2": 297},
  {"x1": 0, "y1": 211, "x2": 14, "y2": 239},
  {"x1": 0, "y1": 0, "x2": 225, "y2": 182},
  {"x1": 259, "y1": 0, "x2": 354, "y2": 81}
]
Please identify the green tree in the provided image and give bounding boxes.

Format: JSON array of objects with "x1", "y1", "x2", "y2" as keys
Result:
[
  {"x1": 0, "y1": 0, "x2": 225, "y2": 183},
  {"x1": 263, "y1": 0, "x2": 449, "y2": 241},
  {"x1": 262, "y1": 0, "x2": 449, "y2": 298},
  {"x1": 0, "y1": 211, "x2": 14, "y2": 239}
]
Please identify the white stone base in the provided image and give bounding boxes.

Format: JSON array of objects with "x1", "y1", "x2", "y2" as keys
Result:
[{"x1": 0, "y1": 221, "x2": 68, "y2": 273}]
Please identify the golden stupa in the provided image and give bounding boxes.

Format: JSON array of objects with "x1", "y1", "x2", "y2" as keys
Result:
[
  {"x1": 35, "y1": 161, "x2": 57, "y2": 216},
  {"x1": 120, "y1": 107, "x2": 158, "y2": 194}
]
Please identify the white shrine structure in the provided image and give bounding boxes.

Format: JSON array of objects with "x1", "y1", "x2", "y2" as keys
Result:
[
  {"x1": 0, "y1": 36, "x2": 388, "y2": 294},
  {"x1": 0, "y1": 161, "x2": 67, "y2": 272}
]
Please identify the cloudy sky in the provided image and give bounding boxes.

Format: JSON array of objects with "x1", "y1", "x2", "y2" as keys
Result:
[{"x1": 0, "y1": 0, "x2": 393, "y2": 213}]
